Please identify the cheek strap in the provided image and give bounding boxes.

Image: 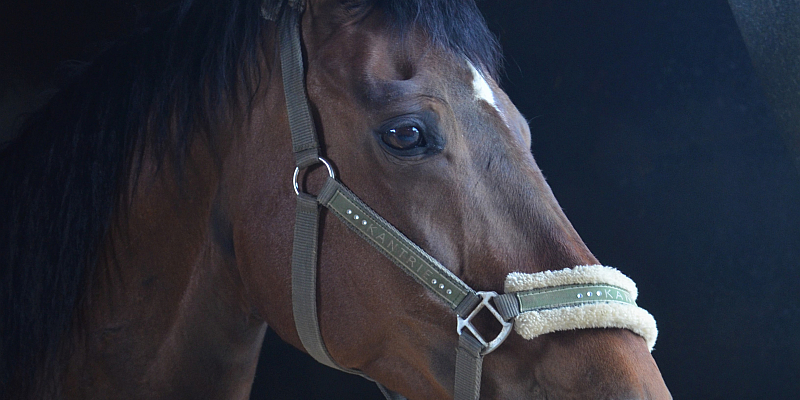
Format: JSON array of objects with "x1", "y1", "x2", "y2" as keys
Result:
[{"x1": 495, "y1": 265, "x2": 658, "y2": 351}]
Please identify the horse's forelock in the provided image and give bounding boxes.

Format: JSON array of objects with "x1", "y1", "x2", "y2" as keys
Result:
[{"x1": 377, "y1": 0, "x2": 502, "y2": 80}]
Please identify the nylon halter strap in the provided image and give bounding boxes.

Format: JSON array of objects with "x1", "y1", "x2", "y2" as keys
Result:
[{"x1": 271, "y1": 3, "x2": 656, "y2": 400}]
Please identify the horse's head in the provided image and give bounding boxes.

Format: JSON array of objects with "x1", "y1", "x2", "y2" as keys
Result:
[
  {"x1": 0, "y1": 0, "x2": 670, "y2": 398},
  {"x1": 228, "y1": 0, "x2": 671, "y2": 399}
]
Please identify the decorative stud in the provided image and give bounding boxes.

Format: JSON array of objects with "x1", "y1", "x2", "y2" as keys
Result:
[
  {"x1": 586, "y1": 291, "x2": 592, "y2": 296},
  {"x1": 361, "y1": 220, "x2": 367, "y2": 226},
  {"x1": 431, "y1": 279, "x2": 437, "y2": 285},
  {"x1": 354, "y1": 215, "x2": 360, "y2": 220},
  {"x1": 577, "y1": 293, "x2": 583, "y2": 298},
  {"x1": 597, "y1": 291, "x2": 603, "y2": 296},
  {"x1": 446, "y1": 289, "x2": 452, "y2": 295},
  {"x1": 346, "y1": 209, "x2": 352, "y2": 215},
  {"x1": 439, "y1": 284, "x2": 445, "y2": 290}
]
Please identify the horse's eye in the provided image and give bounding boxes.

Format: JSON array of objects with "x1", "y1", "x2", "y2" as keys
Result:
[{"x1": 381, "y1": 126, "x2": 426, "y2": 150}]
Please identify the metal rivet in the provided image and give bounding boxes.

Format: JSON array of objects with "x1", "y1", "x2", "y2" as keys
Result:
[
  {"x1": 597, "y1": 291, "x2": 603, "y2": 296},
  {"x1": 354, "y1": 215, "x2": 360, "y2": 220},
  {"x1": 439, "y1": 284, "x2": 445, "y2": 289},
  {"x1": 446, "y1": 289, "x2": 452, "y2": 295},
  {"x1": 361, "y1": 220, "x2": 367, "y2": 225},
  {"x1": 346, "y1": 209, "x2": 352, "y2": 215},
  {"x1": 577, "y1": 293, "x2": 583, "y2": 298},
  {"x1": 587, "y1": 291, "x2": 592, "y2": 296},
  {"x1": 431, "y1": 279, "x2": 437, "y2": 285}
]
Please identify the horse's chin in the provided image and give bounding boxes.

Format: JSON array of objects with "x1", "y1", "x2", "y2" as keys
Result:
[{"x1": 479, "y1": 329, "x2": 671, "y2": 400}]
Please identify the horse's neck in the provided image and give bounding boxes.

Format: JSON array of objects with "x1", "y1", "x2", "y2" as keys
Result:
[{"x1": 61, "y1": 150, "x2": 267, "y2": 400}]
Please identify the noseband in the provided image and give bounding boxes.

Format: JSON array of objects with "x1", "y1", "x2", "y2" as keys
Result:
[{"x1": 268, "y1": 2, "x2": 657, "y2": 399}]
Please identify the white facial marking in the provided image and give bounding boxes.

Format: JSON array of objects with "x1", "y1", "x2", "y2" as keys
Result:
[{"x1": 467, "y1": 61, "x2": 500, "y2": 112}]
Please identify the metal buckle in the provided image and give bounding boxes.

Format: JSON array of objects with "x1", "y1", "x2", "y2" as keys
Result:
[
  {"x1": 457, "y1": 291, "x2": 513, "y2": 355},
  {"x1": 293, "y1": 157, "x2": 335, "y2": 195}
]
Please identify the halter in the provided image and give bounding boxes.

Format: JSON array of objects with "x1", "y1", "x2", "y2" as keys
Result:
[{"x1": 268, "y1": 2, "x2": 657, "y2": 399}]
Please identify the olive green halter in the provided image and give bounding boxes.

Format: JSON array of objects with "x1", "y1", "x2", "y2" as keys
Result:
[{"x1": 269, "y1": 2, "x2": 656, "y2": 399}]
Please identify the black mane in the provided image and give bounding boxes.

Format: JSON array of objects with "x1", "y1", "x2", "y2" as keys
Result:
[{"x1": 0, "y1": 0, "x2": 499, "y2": 396}]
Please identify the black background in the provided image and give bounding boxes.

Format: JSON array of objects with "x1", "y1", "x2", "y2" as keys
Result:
[{"x1": 2, "y1": 1, "x2": 799, "y2": 399}]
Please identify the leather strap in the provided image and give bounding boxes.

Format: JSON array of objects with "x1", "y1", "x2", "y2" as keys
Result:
[
  {"x1": 291, "y1": 193, "x2": 340, "y2": 369},
  {"x1": 279, "y1": 0, "x2": 344, "y2": 372},
  {"x1": 278, "y1": 1, "x2": 320, "y2": 169},
  {"x1": 276, "y1": 3, "x2": 407, "y2": 399},
  {"x1": 495, "y1": 284, "x2": 636, "y2": 321},
  {"x1": 317, "y1": 178, "x2": 477, "y2": 310},
  {"x1": 454, "y1": 334, "x2": 485, "y2": 400}
]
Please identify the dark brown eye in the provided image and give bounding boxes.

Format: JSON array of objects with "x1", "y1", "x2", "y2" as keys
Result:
[{"x1": 381, "y1": 126, "x2": 426, "y2": 150}]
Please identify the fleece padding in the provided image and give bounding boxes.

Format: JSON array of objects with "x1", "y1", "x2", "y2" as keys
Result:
[{"x1": 504, "y1": 265, "x2": 658, "y2": 351}]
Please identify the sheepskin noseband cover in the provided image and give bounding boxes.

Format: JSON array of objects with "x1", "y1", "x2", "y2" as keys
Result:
[{"x1": 504, "y1": 265, "x2": 658, "y2": 350}]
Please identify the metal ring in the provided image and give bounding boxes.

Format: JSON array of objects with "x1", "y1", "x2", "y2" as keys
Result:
[
  {"x1": 456, "y1": 291, "x2": 514, "y2": 355},
  {"x1": 293, "y1": 157, "x2": 336, "y2": 195}
]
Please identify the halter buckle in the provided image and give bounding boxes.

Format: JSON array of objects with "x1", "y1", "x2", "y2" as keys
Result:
[
  {"x1": 457, "y1": 291, "x2": 513, "y2": 355},
  {"x1": 293, "y1": 157, "x2": 336, "y2": 196}
]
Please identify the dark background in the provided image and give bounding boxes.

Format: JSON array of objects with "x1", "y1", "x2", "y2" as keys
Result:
[{"x1": 3, "y1": 1, "x2": 799, "y2": 399}]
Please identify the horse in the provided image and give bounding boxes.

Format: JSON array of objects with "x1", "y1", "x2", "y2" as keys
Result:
[{"x1": 0, "y1": 0, "x2": 671, "y2": 399}]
